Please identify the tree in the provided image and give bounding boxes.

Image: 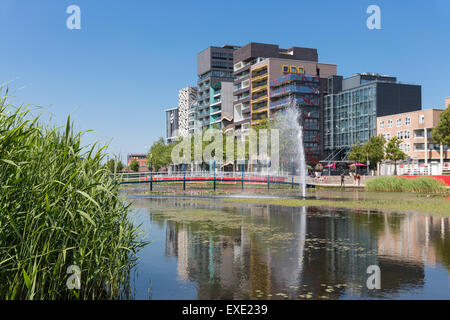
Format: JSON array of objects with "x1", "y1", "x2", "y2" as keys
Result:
[
  {"x1": 148, "y1": 137, "x2": 174, "y2": 172},
  {"x1": 432, "y1": 107, "x2": 450, "y2": 146},
  {"x1": 130, "y1": 159, "x2": 140, "y2": 172},
  {"x1": 106, "y1": 158, "x2": 124, "y2": 173},
  {"x1": 348, "y1": 142, "x2": 366, "y2": 163},
  {"x1": 432, "y1": 108, "x2": 450, "y2": 167},
  {"x1": 385, "y1": 137, "x2": 407, "y2": 175},
  {"x1": 364, "y1": 135, "x2": 386, "y2": 170}
]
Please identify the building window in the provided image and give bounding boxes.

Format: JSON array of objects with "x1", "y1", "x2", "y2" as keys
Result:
[
  {"x1": 282, "y1": 66, "x2": 290, "y2": 73},
  {"x1": 405, "y1": 117, "x2": 411, "y2": 125},
  {"x1": 414, "y1": 143, "x2": 424, "y2": 151},
  {"x1": 396, "y1": 118, "x2": 402, "y2": 127},
  {"x1": 397, "y1": 131, "x2": 403, "y2": 140},
  {"x1": 388, "y1": 120, "x2": 393, "y2": 128},
  {"x1": 404, "y1": 130, "x2": 410, "y2": 139},
  {"x1": 379, "y1": 121, "x2": 384, "y2": 129},
  {"x1": 290, "y1": 66, "x2": 297, "y2": 73},
  {"x1": 386, "y1": 133, "x2": 391, "y2": 140},
  {"x1": 419, "y1": 115, "x2": 425, "y2": 124}
]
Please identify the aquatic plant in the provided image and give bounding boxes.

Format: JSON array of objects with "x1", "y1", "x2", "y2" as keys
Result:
[{"x1": 0, "y1": 89, "x2": 144, "y2": 299}]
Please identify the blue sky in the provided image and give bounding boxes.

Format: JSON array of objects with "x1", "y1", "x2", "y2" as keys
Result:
[{"x1": 1, "y1": 0, "x2": 449, "y2": 161}]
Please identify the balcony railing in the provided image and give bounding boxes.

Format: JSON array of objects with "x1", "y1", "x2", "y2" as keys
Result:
[
  {"x1": 270, "y1": 74, "x2": 320, "y2": 87},
  {"x1": 270, "y1": 96, "x2": 320, "y2": 109},
  {"x1": 270, "y1": 85, "x2": 319, "y2": 98}
]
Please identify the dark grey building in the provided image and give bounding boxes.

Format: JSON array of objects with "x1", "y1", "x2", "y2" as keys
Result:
[
  {"x1": 165, "y1": 107, "x2": 179, "y2": 144},
  {"x1": 324, "y1": 73, "x2": 422, "y2": 160},
  {"x1": 192, "y1": 45, "x2": 240, "y2": 133}
]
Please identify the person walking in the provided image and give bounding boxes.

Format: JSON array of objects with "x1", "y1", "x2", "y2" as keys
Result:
[
  {"x1": 340, "y1": 172, "x2": 345, "y2": 187},
  {"x1": 356, "y1": 173, "x2": 361, "y2": 186}
]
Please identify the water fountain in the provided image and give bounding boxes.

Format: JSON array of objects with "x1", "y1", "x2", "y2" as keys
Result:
[{"x1": 273, "y1": 98, "x2": 307, "y2": 198}]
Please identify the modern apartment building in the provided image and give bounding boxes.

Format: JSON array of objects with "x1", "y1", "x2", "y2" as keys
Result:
[
  {"x1": 324, "y1": 73, "x2": 422, "y2": 160},
  {"x1": 209, "y1": 81, "x2": 234, "y2": 130},
  {"x1": 193, "y1": 45, "x2": 240, "y2": 133},
  {"x1": 178, "y1": 86, "x2": 198, "y2": 137},
  {"x1": 446, "y1": 97, "x2": 450, "y2": 109},
  {"x1": 377, "y1": 108, "x2": 449, "y2": 165},
  {"x1": 232, "y1": 43, "x2": 323, "y2": 136},
  {"x1": 165, "y1": 107, "x2": 179, "y2": 144},
  {"x1": 247, "y1": 58, "x2": 337, "y2": 163}
]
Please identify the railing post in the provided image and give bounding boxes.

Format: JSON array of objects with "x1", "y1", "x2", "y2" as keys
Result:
[
  {"x1": 241, "y1": 165, "x2": 244, "y2": 190},
  {"x1": 183, "y1": 162, "x2": 186, "y2": 191},
  {"x1": 213, "y1": 159, "x2": 216, "y2": 191},
  {"x1": 150, "y1": 156, "x2": 153, "y2": 192},
  {"x1": 291, "y1": 162, "x2": 295, "y2": 189}
]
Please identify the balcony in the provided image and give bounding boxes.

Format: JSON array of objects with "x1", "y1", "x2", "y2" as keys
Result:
[
  {"x1": 270, "y1": 84, "x2": 319, "y2": 98},
  {"x1": 270, "y1": 96, "x2": 320, "y2": 109},
  {"x1": 234, "y1": 61, "x2": 251, "y2": 72},
  {"x1": 251, "y1": 66, "x2": 268, "y2": 79},
  {"x1": 210, "y1": 114, "x2": 221, "y2": 123},
  {"x1": 251, "y1": 78, "x2": 267, "y2": 90},
  {"x1": 252, "y1": 99, "x2": 268, "y2": 111},
  {"x1": 270, "y1": 74, "x2": 319, "y2": 87},
  {"x1": 210, "y1": 106, "x2": 221, "y2": 115},
  {"x1": 251, "y1": 89, "x2": 267, "y2": 101}
]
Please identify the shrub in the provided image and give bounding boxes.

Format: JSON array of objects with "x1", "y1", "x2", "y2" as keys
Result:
[{"x1": 0, "y1": 90, "x2": 144, "y2": 299}]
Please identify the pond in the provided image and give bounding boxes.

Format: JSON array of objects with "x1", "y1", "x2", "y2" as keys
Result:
[{"x1": 126, "y1": 192, "x2": 450, "y2": 300}]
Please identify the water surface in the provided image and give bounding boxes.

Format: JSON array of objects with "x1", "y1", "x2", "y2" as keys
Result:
[{"x1": 127, "y1": 193, "x2": 450, "y2": 300}]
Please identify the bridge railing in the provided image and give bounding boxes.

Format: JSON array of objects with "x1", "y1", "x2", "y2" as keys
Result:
[{"x1": 117, "y1": 170, "x2": 313, "y2": 192}]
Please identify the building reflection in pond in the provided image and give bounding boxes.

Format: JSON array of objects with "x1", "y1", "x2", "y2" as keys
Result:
[{"x1": 136, "y1": 197, "x2": 449, "y2": 299}]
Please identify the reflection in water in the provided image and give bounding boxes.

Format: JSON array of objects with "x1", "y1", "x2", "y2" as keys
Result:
[{"x1": 130, "y1": 197, "x2": 450, "y2": 300}]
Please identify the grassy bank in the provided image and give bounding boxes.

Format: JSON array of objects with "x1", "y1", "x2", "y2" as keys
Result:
[
  {"x1": 365, "y1": 176, "x2": 446, "y2": 193},
  {"x1": 0, "y1": 90, "x2": 144, "y2": 299},
  {"x1": 220, "y1": 195, "x2": 450, "y2": 216}
]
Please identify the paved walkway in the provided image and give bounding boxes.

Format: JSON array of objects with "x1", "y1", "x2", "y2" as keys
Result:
[{"x1": 311, "y1": 183, "x2": 365, "y2": 189}]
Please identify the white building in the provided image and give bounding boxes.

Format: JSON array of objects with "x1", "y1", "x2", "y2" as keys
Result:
[{"x1": 178, "y1": 86, "x2": 198, "y2": 137}]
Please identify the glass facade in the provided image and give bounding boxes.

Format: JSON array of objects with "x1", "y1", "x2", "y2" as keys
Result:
[
  {"x1": 324, "y1": 84, "x2": 377, "y2": 158},
  {"x1": 269, "y1": 74, "x2": 321, "y2": 163}
]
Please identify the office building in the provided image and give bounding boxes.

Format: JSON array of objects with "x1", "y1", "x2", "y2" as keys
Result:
[
  {"x1": 178, "y1": 86, "x2": 198, "y2": 137},
  {"x1": 324, "y1": 73, "x2": 422, "y2": 160},
  {"x1": 193, "y1": 45, "x2": 240, "y2": 133},
  {"x1": 165, "y1": 107, "x2": 179, "y2": 144}
]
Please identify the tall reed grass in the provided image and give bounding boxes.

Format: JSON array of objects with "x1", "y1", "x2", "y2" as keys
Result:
[
  {"x1": 0, "y1": 89, "x2": 144, "y2": 299},
  {"x1": 365, "y1": 176, "x2": 445, "y2": 193}
]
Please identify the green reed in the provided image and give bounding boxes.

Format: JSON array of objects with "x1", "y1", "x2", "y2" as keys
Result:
[
  {"x1": 0, "y1": 88, "x2": 145, "y2": 299},
  {"x1": 365, "y1": 176, "x2": 446, "y2": 193}
]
